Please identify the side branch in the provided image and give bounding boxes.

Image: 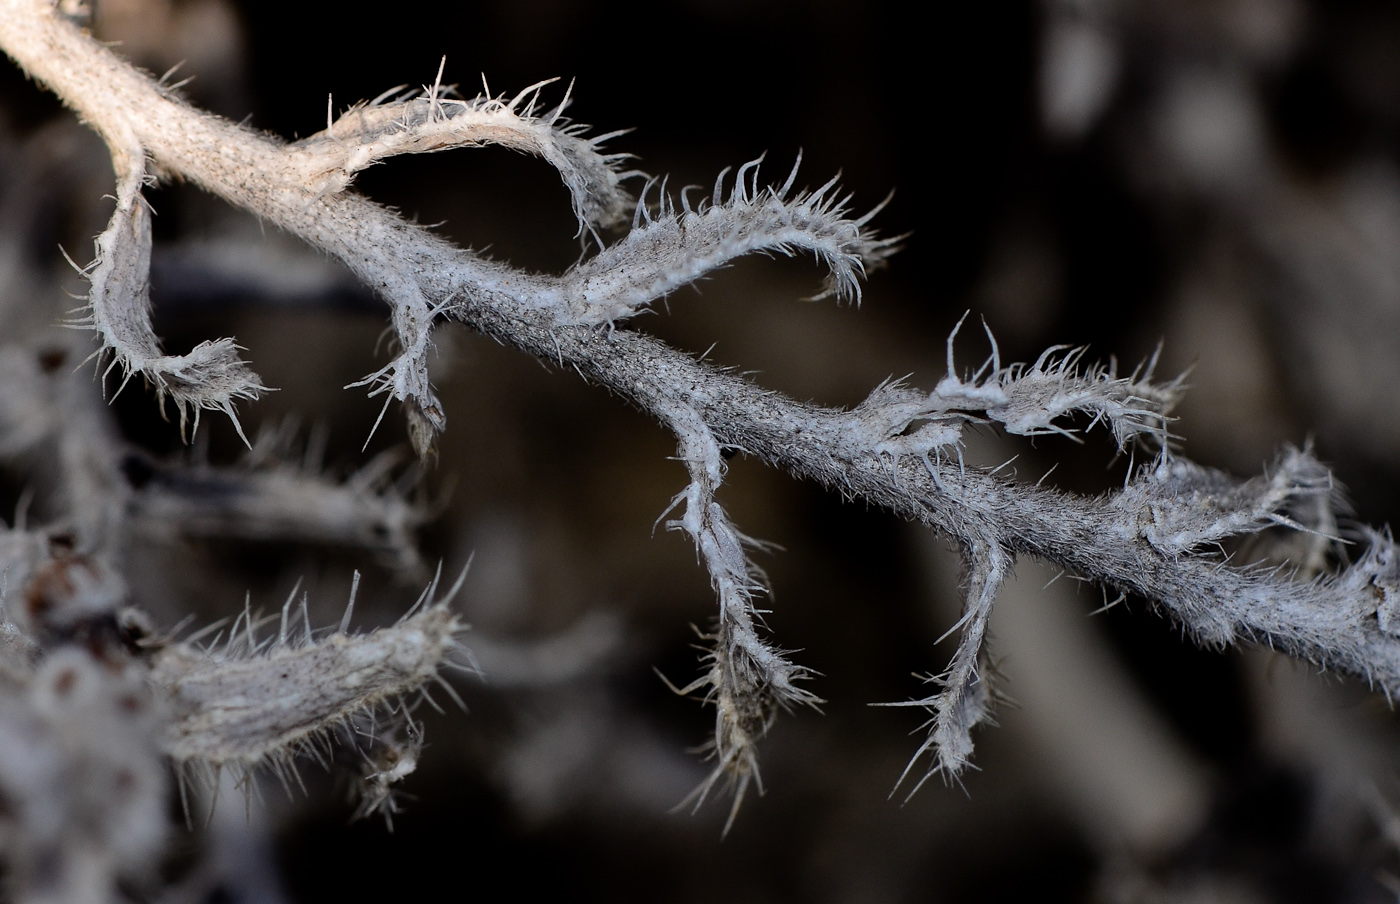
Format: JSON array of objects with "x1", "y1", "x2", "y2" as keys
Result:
[{"x1": 655, "y1": 400, "x2": 820, "y2": 833}]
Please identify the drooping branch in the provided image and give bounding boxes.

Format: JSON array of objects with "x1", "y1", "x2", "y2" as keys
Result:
[
  {"x1": 887, "y1": 534, "x2": 1008, "y2": 791},
  {"x1": 76, "y1": 140, "x2": 266, "y2": 441},
  {"x1": 655, "y1": 399, "x2": 821, "y2": 834}
]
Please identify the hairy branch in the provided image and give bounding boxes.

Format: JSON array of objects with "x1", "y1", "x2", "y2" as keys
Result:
[
  {"x1": 153, "y1": 574, "x2": 466, "y2": 776},
  {"x1": 656, "y1": 399, "x2": 821, "y2": 834}
]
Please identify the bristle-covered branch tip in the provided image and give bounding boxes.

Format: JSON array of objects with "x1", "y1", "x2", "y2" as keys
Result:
[
  {"x1": 76, "y1": 147, "x2": 265, "y2": 442},
  {"x1": 550, "y1": 154, "x2": 900, "y2": 326},
  {"x1": 151, "y1": 570, "x2": 469, "y2": 803}
]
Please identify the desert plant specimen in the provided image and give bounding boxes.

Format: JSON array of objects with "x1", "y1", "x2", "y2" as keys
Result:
[{"x1": 3, "y1": 0, "x2": 1400, "y2": 899}]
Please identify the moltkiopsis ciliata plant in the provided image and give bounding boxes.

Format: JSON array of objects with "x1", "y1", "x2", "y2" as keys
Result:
[{"x1": 1, "y1": 0, "x2": 1399, "y2": 901}]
